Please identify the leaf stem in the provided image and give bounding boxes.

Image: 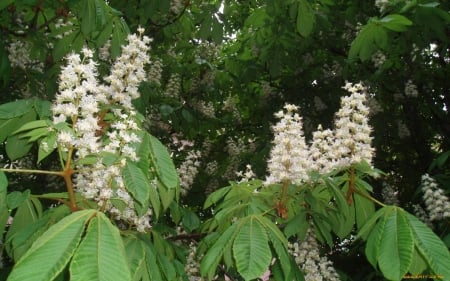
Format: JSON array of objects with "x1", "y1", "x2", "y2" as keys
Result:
[{"x1": 0, "y1": 167, "x2": 63, "y2": 176}]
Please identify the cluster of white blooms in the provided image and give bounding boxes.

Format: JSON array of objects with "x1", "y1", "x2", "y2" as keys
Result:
[
  {"x1": 170, "y1": 0, "x2": 185, "y2": 14},
  {"x1": 412, "y1": 204, "x2": 433, "y2": 228},
  {"x1": 165, "y1": 73, "x2": 181, "y2": 98},
  {"x1": 205, "y1": 161, "x2": 218, "y2": 175},
  {"x1": 53, "y1": 17, "x2": 75, "y2": 40},
  {"x1": 397, "y1": 120, "x2": 411, "y2": 139},
  {"x1": 52, "y1": 28, "x2": 153, "y2": 232},
  {"x1": 147, "y1": 58, "x2": 163, "y2": 85},
  {"x1": 192, "y1": 100, "x2": 216, "y2": 118},
  {"x1": 289, "y1": 228, "x2": 340, "y2": 281},
  {"x1": 7, "y1": 39, "x2": 44, "y2": 72},
  {"x1": 404, "y1": 80, "x2": 419, "y2": 97},
  {"x1": 235, "y1": 164, "x2": 256, "y2": 183},
  {"x1": 178, "y1": 150, "x2": 201, "y2": 196},
  {"x1": 421, "y1": 174, "x2": 450, "y2": 221},
  {"x1": 308, "y1": 125, "x2": 336, "y2": 174},
  {"x1": 266, "y1": 82, "x2": 374, "y2": 184},
  {"x1": 314, "y1": 96, "x2": 327, "y2": 112},
  {"x1": 185, "y1": 242, "x2": 204, "y2": 281},
  {"x1": 371, "y1": 51, "x2": 386, "y2": 68},
  {"x1": 381, "y1": 182, "x2": 400, "y2": 206},
  {"x1": 375, "y1": 0, "x2": 391, "y2": 13},
  {"x1": 98, "y1": 40, "x2": 111, "y2": 61},
  {"x1": 366, "y1": 96, "x2": 383, "y2": 115},
  {"x1": 265, "y1": 104, "x2": 310, "y2": 185},
  {"x1": 333, "y1": 82, "x2": 374, "y2": 168}
]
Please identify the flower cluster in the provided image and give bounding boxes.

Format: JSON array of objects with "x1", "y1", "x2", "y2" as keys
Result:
[
  {"x1": 52, "y1": 28, "x2": 153, "y2": 232},
  {"x1": 404, "y1": 80, "x2": 419, "y2": 97},
  {"x1": 265, "y1": 104, "x2": 310, "y2": 185},
  {"x1": 266, "y1": 82, "x2": 374, "y2": 184},
  {"x1": 288, "y1": 228, "x2": 340, "y2": 281},
  {"x1": 178, "y1": 150, "x2": 202, "y2": 196},
  {"x1": 7, "y1": 39, "x2": 44, "y2": 72},
  {"x1": 421, "y1": 174, "x2": 450, "y2": 221}
]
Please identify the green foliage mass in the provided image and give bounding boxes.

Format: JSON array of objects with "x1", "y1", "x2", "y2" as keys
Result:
[{"x1": 0, "y1": 0, "x2": 449, "y2": 281}]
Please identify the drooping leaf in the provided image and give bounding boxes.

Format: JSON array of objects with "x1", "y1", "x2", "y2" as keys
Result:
[
  {"x1": 405, "y1": 213, "x2": 450, "y2": 278},
  {"x1": 200, "y1": 223, "x2": 240, "y2": 280},
  {"x1": 297, "y1": 0, "x2": 315, "y2": 37},
  {"x1": 0, "y1": 109, "x2": 36, "y2": 143},
  {"x1": 6, "y1": 133, "x2": 34, "y2": 160},
  {"x1": 149, "y1": 134, "x2": 179, "y2": 190},
  {"x1": 233, "y1": 217, "x2": 272, "y2": 280},
  {"x1": 123, "y1": 235, "x2": 145, "y2": 281},
  {"x1": 0, "y1": 99, "x2": 33, "y2": 119},
  {"x1": 70, "y1": 212, "x2": 131, "y2": 281},
  {"x1": 377, "y1": 208, "x2": 414, "y2": 280},
  {"x1": 7, "y1": 210, "x2": 96, "y2": 281},
  {"x1": 38, "y1": 132, "x2": 57, "y2": 163},
  {"x1": 122, "y1": 161, "x2": 151, "y2": 216},
  {"x1": 379, "y1": 14, "x2": 413, "y2": 32},
  {"x1": 354, "y1": 193, "x2": 375, "y2": 231}
]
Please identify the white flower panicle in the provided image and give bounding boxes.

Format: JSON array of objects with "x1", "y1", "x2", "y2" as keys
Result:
[
  {"x1": 102, "y1": 27, "x2": 151, "y2": 109},
  {"x1": 7, "y1": 39, "x2": 44, "y2": 72},
  {"x1": 404, "y1": 79, "x2": 419, "y2": 97},
  {"x1": 53, "y1": 29, "x2": 153, "y2": 232},
  {"x1": 265, "y1": 104, "x2": 310, "y2": 185},
  {"x1": 333, "y1": 82, "x2": 374, "y2": 168},
  {"x1": 178, "y1": 150, "x2": 202, "y2": 196},
  {"x1": 308, "y1": 125, "x2": 336, "y2": 174},
  {"x1": 289, "y1": 228, "x2": 340, "y2": 281},
  {"x1": 265, "y1": 82, "x2": 374, "y2": 185},
  {"x1": 421, "y1": 174, "x2": 450, "y2": 221}
]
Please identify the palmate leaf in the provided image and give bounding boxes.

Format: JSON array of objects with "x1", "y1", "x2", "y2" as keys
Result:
[
  {"x1": 123, "y1": 235, "x2": 146, "y2": 281},
  {"x1": 7, "y1": 210, "x2": 95, "y2": 281},
  {"x1": 377, "y1": 207, "x2": 414, "y2": 280},
  {"x1": 233, "y1": 217, "x2": 272, "y2": 281},
  {"x1": 70, "y1": 212, "x2": 131, "y2": 281},
  {"x1": 200, "y1": 223, "x2": 240, "y2": 280},
  {"x1": 405, "y1": 213, "x2": 450, "y2": 278}
]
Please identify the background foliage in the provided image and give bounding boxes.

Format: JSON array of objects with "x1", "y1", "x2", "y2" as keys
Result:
[{"x1": 0, "y1": 0, "x2": 449, "y2": 280}]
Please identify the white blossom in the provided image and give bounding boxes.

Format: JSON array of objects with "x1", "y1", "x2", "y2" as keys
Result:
[{"x1": 421, "y1": 174, "x2": 450, "y2": 221}]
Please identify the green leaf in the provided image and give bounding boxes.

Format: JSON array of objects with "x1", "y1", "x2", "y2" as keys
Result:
[
  {"x1": 80, "y1": 0, "x2": 96, "y2": 35},
  {"x1": 0, "y1": 171, "x2": 8, "y2": 237},
  {"x1": 6, "y1": 190, "x2": 30, "y2": 210},
  {"x1": 233, "y1": 217, "x2": 272, "y2": 280},
  {"x1": 378, "y1": 208, "x2": 414, "y2": 280},
  {"x1": 7, "y1": 210, "x2": 96, "y2": 281},
  {"x1": 182, "y1": 209, "x2": 201, "y2": 232},
  {"x1": 348, "y1": 23, "x2": 379, "y2": 61},
  {"x1": 354, "y1": 193, "x2": 375, "y2": 231},
  {"x1": 0, "y1": 109, "x2": 37, "y2": 142},
  {"x1": 409, "y1": 248, "x2": 428, "y2": 275},
  {"x1": 70, "y1": 212, "x2": 131, "y2": 281},
  {"x1": 12, "y1": 119, "x2": 50, "y2": 135},
  {"x1": 297, "y1": 0, "x2": 315, "y2": 37},
  {"x1": 0, "y1": 99, "x2": 33, "y2": 119},
  {"x1": 0, "y1": 0, "x2": 14, "y2": 11},
  {"x1": 123, "y1": 235, "x2": 145, "y2": 281},
  {"x1": 6, "y1": 133, "x2": 34, "y2": 160},
  {"x1": 6, "y1": 205, "x2": 70, "y2": 262},
  {"x1": 365, "y1": 214, "x2": 385, "y2": 269},
  {"x1": 204, "y1": 185, "x2": 232, "y2": 209},
  {"x1": 122, "y1": 161, "x2": 151, "y2": 216},
  {"x1": 201, "y1": 223, "x2": 239, "y2": 280},
  {"x1": 356, "y1": 207, "x2": 387, "y2": 241},
  {"x1": 284, "y1": 210, "x2": 308, "y2": 239},
  {"x1": 380, "y1": 14, "x2": 413, "y2": 32},
  {"x1": 149, "y1": 134, "x2": 179, "y2": 189},
  {"x1": 405, "y1": 213, "x2": 450, "y2": 278},
  {"x1": 38, "y1": 132, "x2": 57, "y2": 163}
]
